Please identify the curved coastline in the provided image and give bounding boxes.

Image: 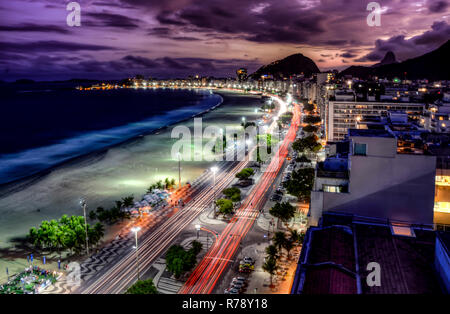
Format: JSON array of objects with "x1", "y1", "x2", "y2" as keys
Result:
[{"x1": 0, "y1": 89, "x2": 254, "y2": 197}]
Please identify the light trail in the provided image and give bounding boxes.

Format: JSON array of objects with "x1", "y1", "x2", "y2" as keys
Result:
[{"x1": 179, "y1": 100, "x2": 300, "y2": 294}]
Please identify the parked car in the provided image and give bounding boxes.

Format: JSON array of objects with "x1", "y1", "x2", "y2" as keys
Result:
[
  {"x1": 232, "y1": 277, "x2": 246, "y2": 284},
  {"x1": 231, "y1": 282, "x2": 245, "y2": 290},
  {"x1": 271, "y1": 194, "x2": 282, "y2": 202},
  {"x1": 224, "y1": 288, "x2": 240, "y2": 294},
  {"x1": 274, "y1": 189, "x2": 284, "y2": 195}
]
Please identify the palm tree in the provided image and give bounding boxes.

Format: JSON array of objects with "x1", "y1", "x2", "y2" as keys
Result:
[
  {"x1": 273, "y1": 231, "x2": 286, "y2": 253},
  {"x1": 262, "y1": 257, "x2": 278, "y2": 287},
  {"x1": 122, "y1": 195, "x2": 134, "y2": 208},
  {"x1": 282, "y1": 238, "x2": 294, "y2": 259},
  {"x1": 265, "y1": 244, "x2": 278, "y2": 260},
  {"x1": 289, "y1": 229, "x2": 301, "y2": 244}
]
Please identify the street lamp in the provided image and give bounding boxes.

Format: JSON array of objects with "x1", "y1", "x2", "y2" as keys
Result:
[
  {"x1": 80, "y1": 198, "x2": 89, "y2": 256},
  {"x1": 131, "y1": 227, "x2": 141, "y2": 280},
  {"x1": 195, "y1": 224, "x2": 201, "y2": 239},
  {"x1": 210, "y1": 166, "x2": 218, "y2": 186}
]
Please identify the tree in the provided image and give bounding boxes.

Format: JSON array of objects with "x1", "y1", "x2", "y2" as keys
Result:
[
  {"x1": 126, "y1": 279, "x2": 158, "y2": 294},
  {"x1": 292, "y1": 135, "x2": 321, "y2": 153},
  {"x1": 122, "y1": 195, "x2": 134, "y2": 208},
  {"x1": 265, "y1": 244, "x2": 279, "y2": 260},
  {"x1": 302, "y1": 124, "x2": 318, "y2": 133},
  {"x1": 296, "y1": 155, "x2": 311, "y2": 163},
  {"x1": 88, "y1": 210, "x2": 97, "y2": 221},
  {"x1": 166, "y1": 245, "x2": 186, "y2": 278},
  {"x1": 222, "y1": 187, "x2": 241, "y2": 202},
  {"x1": 27, "y1": 214, "x2": 105, "y2": 254},
  {"x1": 282, "y1": 238, "x2": 295, "y2": 259},
  {"x1": 269, "y1": 202, "x2": 296, "y2": 224},
  {"x1": 303, "y1": 103, "x2": 315, "y2": 112},
  {"x1": 289, "y1": 229, "x2": 302, "y2": 244},
  {"x1": 283, "y1": 168, "x2": 315, "y2": 202},
  {"x1": 303, "y1": 115, "x2": 321, "y2": 124},
  {"x1": 236, "y1": 168, "x2": 254, "y2": 180},
  {"x1": 262, "y1": 257, "x2": 278, "y2": 287},
  {"x1": 216, "y1": 199, "x2": 234, "y2": 215},
  {"x1": 273, "y1": 231, "x2": 287, "y2": 252},
  {"x1": 165, "y1": 242, "x2": 203, "y2": 278}
]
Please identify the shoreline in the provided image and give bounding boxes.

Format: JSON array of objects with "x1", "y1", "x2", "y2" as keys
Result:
[
  {"x1": 0, "y1": 89, "x2": 238, "y2": 197},
  {"x1": 0, "y1": 88, "x2": 265, "y2": 283}
]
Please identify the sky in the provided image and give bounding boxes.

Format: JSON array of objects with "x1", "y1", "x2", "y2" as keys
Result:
[{"x1": 0, "y1": 0, "x2": 449, "y2": 81}]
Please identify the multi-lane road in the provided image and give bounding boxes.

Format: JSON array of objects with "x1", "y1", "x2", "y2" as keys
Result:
[
  {"x1": 180, "y1": 102, "x2": 300, "y2": 294},
  {"x1": 70, "y1": 96, "x2": 289, "y2": 294}
]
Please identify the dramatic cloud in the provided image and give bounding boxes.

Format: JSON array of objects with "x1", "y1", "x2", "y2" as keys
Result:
[
  {"x1": 84, "y1": 12, "x2": 141, "y2": 29},
  {"x1": 0, "y1": 41, "x2": 117, "y2": 53},
  {"x1": 0, "y1": 0, "x2": 448, "y2": 79},
  {"x1": 0, "y1": 23, "x2": 70, "y2": 34},
  {"x1": 357, "y1": 21, "x2": 450, "y2": 62},
  {"x1": 428, "y1": 0, "x2": 449, "y2": 13}
]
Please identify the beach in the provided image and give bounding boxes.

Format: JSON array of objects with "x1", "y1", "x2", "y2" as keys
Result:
[{"x1": 0, "y1": 90, "x2": 262, "y2": 281}]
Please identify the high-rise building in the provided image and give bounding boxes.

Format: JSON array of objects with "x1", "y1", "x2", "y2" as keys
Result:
[
  {"x1": 326, "y1": 101, "x2": 425, "y2": 142},
  {"x1": 236, "y1": 68, "x2": 248, "y2": 82}
]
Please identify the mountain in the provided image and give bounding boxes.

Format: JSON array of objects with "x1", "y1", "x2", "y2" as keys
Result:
[
  {"x1": 372, "y1": 51, "x2": 397, "y2": 67},
  {"x1": 340, "y1": 40, "x2": 450, "y2": 80},
  {"x1": 251, "y1": 53, "x2": 320, "y2": 79}
]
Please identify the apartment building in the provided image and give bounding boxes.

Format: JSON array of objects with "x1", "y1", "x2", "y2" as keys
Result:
[{"x1": 326, "y1": 101, "x2": 425, "y2": 141}]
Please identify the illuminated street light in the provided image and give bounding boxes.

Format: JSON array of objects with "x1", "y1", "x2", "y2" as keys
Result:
[
  {"x1": 211, "y1": 166, "x2": 218, "y2": 186},
  {"x1": 131, "y1": 226, "x2": 141, "y2": 280},
  {"x1": 195, "y1": 224, "x2": 201, "y2": 239},
  {"x1": 80, "y1": 198, "x2": 89, "y2": 256}
]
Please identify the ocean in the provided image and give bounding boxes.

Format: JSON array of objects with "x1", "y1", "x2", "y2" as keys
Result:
[
  {"x1": 0, "y1": 88, "x2": 262, "y2": 255},
  {"x1": 0, "y1": 84, "x2": 222, "y2": 185}
]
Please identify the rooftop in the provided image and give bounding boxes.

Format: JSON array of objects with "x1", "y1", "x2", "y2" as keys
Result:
[
  {"x1": 348, "y1": 128, "x2": 394, "y2": 138},
  {"x1": 292, "y1": 212, "x2": 442, "y2": 294}
]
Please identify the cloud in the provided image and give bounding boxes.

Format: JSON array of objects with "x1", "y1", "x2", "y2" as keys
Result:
[
  {"x1": 356, "y1": 21, "x2": 450, "y2": 62},
  {"x1": 0, "y1": 23, "x2": 71, "y2": 34},
  {"x1": 0, "y1": 41, "x2": 118, "y2": 53},
  {"x1": 84, "y1": 12, "x2": 141, "y2": 29},
  {"x1": 428, "y1": 0, "x2": 449, "y2": 13},
  {"x1": 340, "y1": 52, "x2": 357, "y2": 58}
]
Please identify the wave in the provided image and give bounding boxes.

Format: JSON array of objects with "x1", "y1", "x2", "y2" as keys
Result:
[{"x1": 0, "y1": 92, "x2": 223, "y2": 185}]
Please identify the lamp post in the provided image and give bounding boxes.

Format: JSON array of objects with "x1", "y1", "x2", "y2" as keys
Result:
[
  {"x1": 195, "y1": 224, "x2": 201, "y2": 239},
  {"x1": 80, "y1": 198, "x2": 89, "y2": 256},
  {"x1": 131, "y1": 227, "x2": 141, "y2": 280}
]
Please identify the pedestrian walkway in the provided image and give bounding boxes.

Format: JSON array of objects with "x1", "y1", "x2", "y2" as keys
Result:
[{"x1": 41, "y1": 205, "x2": 177, "y2": 294}]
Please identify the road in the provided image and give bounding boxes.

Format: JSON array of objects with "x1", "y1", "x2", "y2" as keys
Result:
[
  {"x1": 179, "y1": 102, "x2": 300, "y2": 294},
  {"x1": 71, "y1": 96, "x2": 287, "y2": 294}
]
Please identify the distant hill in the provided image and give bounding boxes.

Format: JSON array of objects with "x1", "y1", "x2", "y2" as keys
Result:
[
  {"x1": 251, "y1": 53, "x2": 320, "y2": 79},
  {"x1": 340, "y1": 40, "x2": 450, "y2": 80},
  {"x1": 372, "y1": 51, "x2": 397, "y2": 68}
]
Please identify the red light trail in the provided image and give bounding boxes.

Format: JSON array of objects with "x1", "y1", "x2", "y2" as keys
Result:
[{"x1": 180, "y1": 102, "x2": 300, "y2": 294}]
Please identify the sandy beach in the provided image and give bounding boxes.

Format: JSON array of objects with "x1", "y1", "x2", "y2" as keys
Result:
[{"x1": 0, "y1": 90, "x2": 262, "y2": 281}]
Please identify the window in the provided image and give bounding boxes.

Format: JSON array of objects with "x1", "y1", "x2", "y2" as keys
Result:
[
  {"x1": 323, "y1": 185, "x2": 347, "y2": 193},
  {"x1": 354, "y1": 143, "x2": 367, "y2": 156}
]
